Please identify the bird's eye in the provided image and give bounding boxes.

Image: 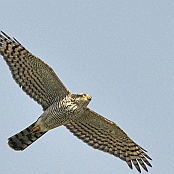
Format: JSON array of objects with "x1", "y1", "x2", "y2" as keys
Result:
[{"x1": 82, "y1": 94, "x2": 86, "y2": 98}]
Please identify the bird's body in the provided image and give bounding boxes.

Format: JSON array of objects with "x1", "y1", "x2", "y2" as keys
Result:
[
  {"x1": 32, "y1": 93, "x2": 92, "y2": 132},
  {"x1": 0, "y1": 31, "x2": 152, "y2": 173}
]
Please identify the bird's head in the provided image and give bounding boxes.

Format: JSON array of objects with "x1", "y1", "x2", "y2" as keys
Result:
[{"x1": 72, "y1": 93, "x2": 92, "y2": 108}]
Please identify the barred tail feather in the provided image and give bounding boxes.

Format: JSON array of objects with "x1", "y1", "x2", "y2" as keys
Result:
[{"x1": 8, "y1": 122, "x2": 47, "y2": 151}]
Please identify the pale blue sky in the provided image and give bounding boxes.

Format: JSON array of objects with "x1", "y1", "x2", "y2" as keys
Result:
[{"x1": 0, "y1": 1, "x2": 174, "y2": 174}]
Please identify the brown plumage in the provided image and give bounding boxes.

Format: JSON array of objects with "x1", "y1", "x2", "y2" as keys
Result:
[{"x1": 0, "y1": 31, "x2": 152, "y2": 173}]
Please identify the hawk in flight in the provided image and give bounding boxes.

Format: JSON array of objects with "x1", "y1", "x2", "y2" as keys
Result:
[{"x1": 0, "y1": 31, "x2": 152, "y2": 173}]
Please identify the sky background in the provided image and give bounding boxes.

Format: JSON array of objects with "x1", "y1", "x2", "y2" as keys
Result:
[{"x1": 0, "y1": 1, "x2": 174, "y2": 174}]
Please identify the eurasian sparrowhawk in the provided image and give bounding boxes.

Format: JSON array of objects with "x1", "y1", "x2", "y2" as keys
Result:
[{"x1": 0, "y1": 31, "x2": 152, "y2": 173}]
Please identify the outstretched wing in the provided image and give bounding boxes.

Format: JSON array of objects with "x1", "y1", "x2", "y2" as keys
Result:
[
  {"x1": 0, "y1": 31, "x2": 70, "y2": 110},
  {"x1": 65, "y1": 108, "x2": 152, "y2": 173}
]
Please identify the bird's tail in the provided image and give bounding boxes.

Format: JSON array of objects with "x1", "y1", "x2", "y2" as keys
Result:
[{"x1": 8, "y1": 122, "x2": 47, "y2": 151}]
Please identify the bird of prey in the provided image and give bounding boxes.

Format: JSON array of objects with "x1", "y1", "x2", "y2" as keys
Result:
[{"x1": 0, "y1": 31, "x2": 152, "y2": 173}]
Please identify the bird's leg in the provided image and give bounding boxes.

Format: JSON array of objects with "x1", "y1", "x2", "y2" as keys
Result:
[{"x1": 31, "y1": 125, "x2": 41, "y2": 133}]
